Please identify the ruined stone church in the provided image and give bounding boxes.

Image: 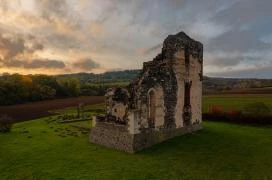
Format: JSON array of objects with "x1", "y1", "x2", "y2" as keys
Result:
[{"x1": 90, "y1": 31, "x2": 203, "y2": 153}]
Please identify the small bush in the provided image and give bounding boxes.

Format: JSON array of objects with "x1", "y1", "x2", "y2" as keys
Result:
[
  {"x1": 209, "y1": 105, "x2": 224, "y2": 115},
  {"x1": 244, "y1": 102, "x2": 270, "y2": 116},
  {"x1": 227, "y1": 110, "x2": 242, "y2": 120},
  {"x1": 0, "y1": 115, "x2": 14, "y2": 133}
]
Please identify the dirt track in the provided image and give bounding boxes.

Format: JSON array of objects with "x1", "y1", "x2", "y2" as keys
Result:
[{"x1": 0, "y1": 96, "x2": 105, "y2": 122}]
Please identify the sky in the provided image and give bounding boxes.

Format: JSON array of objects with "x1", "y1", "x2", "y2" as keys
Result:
[{"x1": 0, "y1": 0, "x2": 271, "y2": 78}]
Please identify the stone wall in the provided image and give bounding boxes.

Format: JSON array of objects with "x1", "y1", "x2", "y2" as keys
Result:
[
  {"x1": 90, "y1": 121, "x2": 135, "y2": 153},
  {"x1": 173, "y1": 49, "x2": 203, "y2": 127},
  {"x1": 133, "y1": 123, "x2": 202, "y2": 152},
  {"x1": 132, "y1": 58, "x2": 178, "y2": 129},
  {"x1": 105, "y1": 88, "x2": 129, "y2": 124},
  {"x1": 173, "y1": 50, "x2": 186, "y2": 128},
  {"x1": 190, "y1": 54, "x2": 202, "y2": 124},
  {"x1": 128, "y1": 32, "x2": 203, "y2": 130},
  {"x1": 90, "y1": 119, "x2": 202, "y2": 153}
]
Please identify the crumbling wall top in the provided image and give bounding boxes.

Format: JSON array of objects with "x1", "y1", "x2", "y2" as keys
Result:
[{"x1": 162, "y1": 31, "x2": 203, "y2": 60}]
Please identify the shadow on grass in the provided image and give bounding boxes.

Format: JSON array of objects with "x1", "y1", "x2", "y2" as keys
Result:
[{"x1": 137, "y1": 122, "x2": 263, "y2": 156}]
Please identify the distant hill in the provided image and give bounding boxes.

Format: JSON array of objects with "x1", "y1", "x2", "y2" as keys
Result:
[
  {"x1": 56, "y1": 70, "x2": 272, "y2": 94},
  {"x1": 203, "y1": 76, "x2": 272, "y2": 94},
  {"x1": 57, "y1": 70, "x2": 141, "y2": 84}
]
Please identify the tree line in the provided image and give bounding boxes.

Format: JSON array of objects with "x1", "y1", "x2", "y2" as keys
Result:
[
  {"x1": 0, "y1": 74, "x2": 129, "y2": 105},
  {"x1": 0, "y1": 74, "x2": 80, "y2": 105}
]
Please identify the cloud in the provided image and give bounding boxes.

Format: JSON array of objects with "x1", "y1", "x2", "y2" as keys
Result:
[
  {"x1": 212, "y1": 0, "x2": 272, "y2": 29},
  {"x1": 204, "y1": 28, "x2": 272, "y2": 74},
  {"x1": 207, "y1": 65, "x2": 272, "y2": 79},
  {"x1": 0, "y1": 0, "x2": 272, "y2": 77},
  {"x1": 31, "y1": 42, "x2": 44, "y2": 51},
  {"x1": 0, "y1": 34, "x2": 25, "y2": 59},
  {"x1": 25, "y1": 59, "x2": 65, "y2": 69},
  {"x1": 207, "y1": 29, "x2": 271, "y2": 52},
  {"x1": 0, "y1": 33, "x2": 44, "y2": 59},
  {"x1": 207, "y1": 55, "x2": 242, "y2": 67},
  {"x1": 0, "y1": 58, "x2": 65, "y2": 69},
  {"x1": 36, "y1": 0, "x2": 68, "y2": 19},
  {"x1": 73, "y1": 58, "x2": 100, "y2": 71},
  {"x1": 44, "y1": 32, "x2": 82, "y2": 50},
  {"x1": 138, "y1": 43, "x2": 162, "y2": 55},
  {"x1": 205, "y1": 50, "x2": 269, "y2": 68}
]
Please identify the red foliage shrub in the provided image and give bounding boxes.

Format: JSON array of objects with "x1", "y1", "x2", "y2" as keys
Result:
[
  {"x1": 209, "y1": 105, "x2": 224, "y2": 115},
  {"x1": 227, "y1": 110, "x2": 242, "y2": 120}
]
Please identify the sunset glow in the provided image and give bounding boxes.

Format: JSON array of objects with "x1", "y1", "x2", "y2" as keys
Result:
[{"x1": 0, "y1": 0, "x2": 271, "y2": 78}]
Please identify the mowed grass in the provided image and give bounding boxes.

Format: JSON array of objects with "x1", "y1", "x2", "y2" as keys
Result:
[
  {"x1": 0, "y1": 118, "x2": 271, "y2": 179},
  {"x1": 1, "y1": 94, "x2": 272, "y2": 179},
  {"x1": 203, "y1": 94, "x2": 272, "y2": 113}
]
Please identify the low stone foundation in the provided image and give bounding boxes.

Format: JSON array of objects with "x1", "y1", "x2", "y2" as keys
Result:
[
  {"x1": 90, "y1": 121, "x2": 202, "y2": 153},
  {"x1": 90, "y1": 121, "x2": 135, "y2": 153}
]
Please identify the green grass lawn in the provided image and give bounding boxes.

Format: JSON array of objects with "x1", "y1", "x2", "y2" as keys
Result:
[
  {"x1": 203, "y1": 94, "x2": 272, "y2": 113},
  {"x1": 1, "y1": 95, "x2": 272, "y2": 179},
  {"x1": 0, "y1": 118, "x2": 271, "y2": 179}
]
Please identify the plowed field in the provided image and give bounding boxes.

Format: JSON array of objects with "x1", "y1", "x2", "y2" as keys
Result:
[{"x1": 0, "y1": 96, "x2": 104, "y2": 122}]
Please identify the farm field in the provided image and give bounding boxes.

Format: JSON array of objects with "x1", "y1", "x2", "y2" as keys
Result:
[
  {"x1": 0, "y1": 116, "x2": 271, "y2": 179},
  {"x1": 203, "y1": 94, "x2": 272, "y2": 113},
  {"x1": 205, "y1": 87, "x2": 272, "y2": 95},
  {"x1": 1, "y1": 94, "x2": 271, "y2": 122},
  {"x1": 0, "y1": 96, "x2": 104, "y2": 122}
]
